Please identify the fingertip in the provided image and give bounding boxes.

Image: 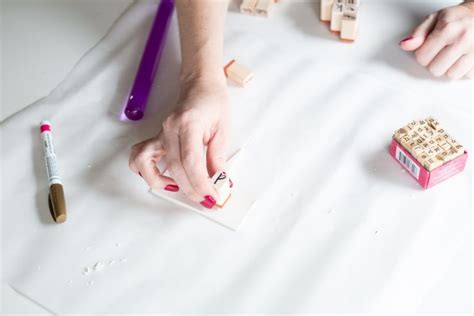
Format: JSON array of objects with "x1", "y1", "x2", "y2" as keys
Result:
[
  {"x1": 400, "y1": 36, "x2": 414, "y2": 44},
  {"x1": 399, "y1": 36, "x2": 423, "y2": 51}
]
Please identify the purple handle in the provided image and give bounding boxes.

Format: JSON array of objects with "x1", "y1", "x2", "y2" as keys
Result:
[{"x1": 124, "y1": 0, "x2": 174, "y2": 121}]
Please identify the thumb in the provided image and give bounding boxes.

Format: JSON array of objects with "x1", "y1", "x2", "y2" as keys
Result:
[{"x1": 400, "y1": 12, "x2": 439, "y2": 51}]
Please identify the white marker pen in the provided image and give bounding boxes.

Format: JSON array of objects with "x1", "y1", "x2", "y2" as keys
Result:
[{"x1": 40, "y1": 120, "x2": 66, "y2": 223}]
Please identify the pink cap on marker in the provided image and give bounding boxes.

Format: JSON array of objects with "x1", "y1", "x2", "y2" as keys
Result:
[{"x1": 40, "y1": 120, "x2": 51, "y2": 133}]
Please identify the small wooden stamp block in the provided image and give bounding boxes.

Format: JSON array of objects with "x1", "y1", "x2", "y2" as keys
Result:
[
  {"x1": 240, "y1": 0, "x2": 258, "y2": 15},
  {"x1": 211, "y1": 170, "x2": 233, "y2": 207},
  {"x1": 330, "y1": 0, "x2": 344, "y2": 32},
  {"x1": 320, "y1": 0, "x2": 334, "y2": 22},
  {"x1": 224, "y1": 59, "x2": 254, "y2": 87},
  {"x1": 340, "y1": 0, "x2": 359, "y2": 41},
  {"x1": 438, "y1": 141, "x2": 451, "y2": 151},
  {"x1": 254, "y1": 0, "x2": 274, "y2": 17},
  {"x1": 393, "y1": 127, "x2": 407, "y2": 141},
  {"x1": 424, "y1": 157, "x2": 443, "y2": 171}
]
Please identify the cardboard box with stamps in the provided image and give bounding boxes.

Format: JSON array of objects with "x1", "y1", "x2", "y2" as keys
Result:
[{"x1": 390, "y1": 117, "x2": 468, "y2": 188}]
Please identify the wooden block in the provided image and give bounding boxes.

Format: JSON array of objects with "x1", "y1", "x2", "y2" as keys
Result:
[
  {"x1": 415, "y1": 126, "x2": 425, "y2": 134},
  {"x1": 240, "y1": 0, "x2": 258, "y2": 15},
  {"x1": 411, "y1": 145, "x2": 424, "y2": 157},
  {"x1": 418, "y1": 152, "x2": 429, "y2": 162},
  {"x1": 408, "y1": 120, "x2": 418, "y2": 129},
  {"x1": 224, "y1": 60, "x2": 254, "y2": 87},
  {"x1": 425, "y1": 147, "x2": 436, "y2": 157},
  {"x1": 345, "y1": 0, "x2": 360, "y2": 5},
  {"x1": 408, "y1": 130, "x2": 419, "y2": 139},
  {"x1": 413, "y1": 136, "x2": 425, "y2": 146},
  {"x1": 424, "y1": 157, "x2": 443, "y2": 171},
  {"x1": 453, "y1": 143, "x2": 465, "y2": 153},
  {"x1": 426, "y1": 117, "x2": 442, "y2": 130},
  {"x1": 400, "y1": 136, "x2": 412, "y2": 149},
  {"x1": 340, "y1": 1, "x2": 359, "y2": 41},
  {"x1": 421, "y1": 129, "x2": 434, "y2": 139},
  {"x1": 254, "y1": 0, "x2": 274, "y2": 17},
  {"x1": 320, "y1": 0, "x2": 334, "y2": 21},
  {"x1": 437, "y1": 150, "x2": 450, "y2": 162},
  {"x1": 424, "y1": 125, "x2": 436, "y2": 133},
  {"x1": 439, "y1": 132, "x2": 450, "y2": 141},
  {"x1": 427, "y1": 139, "x2": 437, "y2": 148},
  {"x1": 434, "y1": 135, "x2": 444, "y2": 143},
  {"x1": 446, "y1": 137, "x2": 459, "y2": 147},
  {"x1": 437, "y1": 128, "x2": 446, "y2": 135},
  {"x1": 211, "y1": 170, "x2": 233, "y2": 207},
  {"x1": 438, "y1": 141, "x2": 451, "y2": 151},
  {"x1": 421, "y1": 142, "x2": 431, "y2": 150},
  {"x1": 421, "y1": 132, "x2": 432, "y2": 140},
  {"x1": 431, "y1": 145, "x2": 443, "y2": 154},
  {"x1": 417, "y1": 119, "x2": 428, "y2": 127},
  {"x1": 330, "y1": 0, "x2": 344, "y2": 32},
  {"x1": 446, "y1": 148, "x2": 463, "y2": 161},
  {"x1": 393, "y1": 127, "x2": 408, "y2": 141}
]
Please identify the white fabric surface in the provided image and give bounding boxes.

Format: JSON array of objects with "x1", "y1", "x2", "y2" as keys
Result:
[{"x1": 1, "y1": 0, "x2": 472, "y2": 313}]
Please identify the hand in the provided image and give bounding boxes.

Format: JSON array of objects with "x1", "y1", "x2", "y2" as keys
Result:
[
  {"x1": 129, "y1": 79, "x2": 230, "y2": 209},
  {"x1": 399, "y1": 2, "x2": 474, "y2": 79}
]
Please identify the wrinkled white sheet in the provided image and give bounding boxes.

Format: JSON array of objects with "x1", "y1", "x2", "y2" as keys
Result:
[{"x1": 1, "y1": 0, "x2": 472, "y2": 313}]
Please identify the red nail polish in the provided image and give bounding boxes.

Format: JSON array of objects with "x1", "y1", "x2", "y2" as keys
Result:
[
  {"x1": 164, "y1": 184, "x2": 179, "y2": 192},
  {"x1": 400, "y1": 36, "x2": 413, "y2": 44},
  {"x1": 200, "y1": 195, "x2": 216, "y2": 209},
  {"x1": 138, "y1": 172, "x2": 143, "y2": 177}
]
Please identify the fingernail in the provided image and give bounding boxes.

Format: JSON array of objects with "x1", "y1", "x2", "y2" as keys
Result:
[
  {"x1": 200, "y1": 195, "x2": 216, "y2": 209},
  {"x1": 138, "y1": 172, "x2": 143, "y2": 177},
  {"x1": 400, "y1": 36, "x2": 413, "y2": 44},
  {"x1": 164, "y1": 184, "x2": 179, "y2": 192},
  {"x1": 229, "y1": 178, "x2": 233, "y2": 188}
]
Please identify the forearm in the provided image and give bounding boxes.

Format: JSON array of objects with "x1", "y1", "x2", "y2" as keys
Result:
[{"x1": 176, "y1": 0, "x2": 229, "y2": 87}]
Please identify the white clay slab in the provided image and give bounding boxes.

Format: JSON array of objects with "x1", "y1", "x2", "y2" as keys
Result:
[{"x1": 149, "y1": 149, "x2": 257, "y2": 231}]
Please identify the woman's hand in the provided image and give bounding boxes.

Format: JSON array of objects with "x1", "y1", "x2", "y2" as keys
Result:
[
  {"x1": 129, "y1": 78, "x2": 230, "y2": 209},
  {"x1": 399, "y1": 2, "x2": 474, "y2": 79}
]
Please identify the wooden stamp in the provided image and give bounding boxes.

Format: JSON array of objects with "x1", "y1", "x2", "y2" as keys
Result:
[
  {"x1": 254, "y1": 0, "x2": 274, "y2": 17},
  {"x1": 424, "y1": 157, "x2": 443, "y2": 171},
  {"x1": 320, "y1": 0, "x2": 334, "y2": 22},
  {"x1": 211, "y1": 170, "x2": 233, "y2": 207},
  {"x1": 240, "y1": 0, "x2": 258, "y2": 15},
  {"x1": 224, "y1": 59, "x2": 254, "y2": 87},
  {"x1": 330, "y1": 0, "x2": 344, "y2": 32},
  {"x1": 340, "y1": 1, "x2": 359, "y2": 41}
]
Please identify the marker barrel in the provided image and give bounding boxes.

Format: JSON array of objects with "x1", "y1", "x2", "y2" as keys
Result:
[{"x1": 40, "y1": 120, "x2": 67, "y2": 223}]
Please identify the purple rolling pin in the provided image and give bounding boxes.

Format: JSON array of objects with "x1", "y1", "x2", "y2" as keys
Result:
[{"x1": 124, "y1": 0, "x2": 175, "y2": 121}]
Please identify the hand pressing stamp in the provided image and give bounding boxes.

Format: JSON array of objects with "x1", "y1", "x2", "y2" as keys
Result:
[
  {"x1": 211, "y1": 170, "x2": 233, "y2": 207},
  {"x1": 149, "y1": 149, "x2": 256, "y2": 231},
  {"x1": 390, "y1": 117, "x2": 468, "y2": 188}
]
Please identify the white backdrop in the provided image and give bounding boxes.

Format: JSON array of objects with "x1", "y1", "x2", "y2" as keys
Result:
[{"x1": 1, "y1": 0, "x2": 472, "y2": 313}]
